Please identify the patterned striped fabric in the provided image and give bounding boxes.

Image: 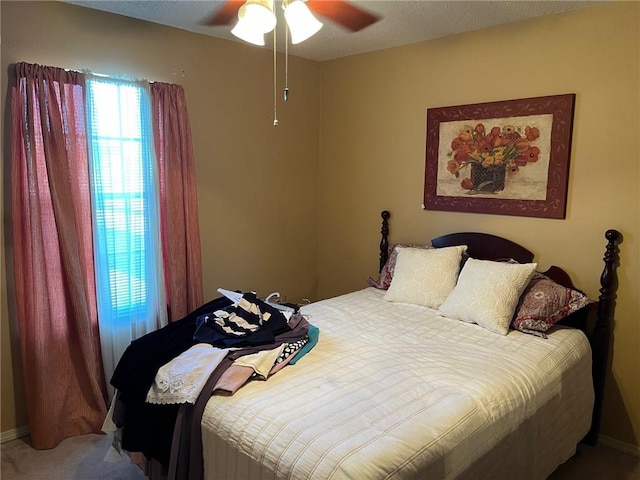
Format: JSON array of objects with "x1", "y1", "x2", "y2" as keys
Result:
[{"x1": 194, "y1": 293, "x2": 289, "y2": 347}]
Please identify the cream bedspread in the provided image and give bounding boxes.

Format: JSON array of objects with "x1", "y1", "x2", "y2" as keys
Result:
[{"x1": 201, "y1": 288, "x2": 593, "y2": 480}]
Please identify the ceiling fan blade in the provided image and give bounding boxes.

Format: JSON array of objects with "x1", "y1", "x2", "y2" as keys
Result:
[
  {"x1": 306, "y1": 0, "x2": 379, "y2": 32},
  {"x1": 201, "y1": 0, "x2": 245, "y2": 26}
]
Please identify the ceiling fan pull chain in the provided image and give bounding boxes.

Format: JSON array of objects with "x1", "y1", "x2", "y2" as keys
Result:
[
  {"x1": 273, "y1": 23, "x2": 278, "y2": 127},
  {"x1": 284, "y1": 19, "x2": 289, "y2": 102}
]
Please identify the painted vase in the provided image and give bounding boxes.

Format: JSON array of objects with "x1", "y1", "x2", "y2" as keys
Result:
[{"x1": 470, "y1": 164, "x2": 506, "y2": 192}]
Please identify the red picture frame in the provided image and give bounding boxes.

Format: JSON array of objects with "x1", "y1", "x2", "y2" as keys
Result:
[{"x1": 423, "y1": 94, "x2": 575, "y2": 219}]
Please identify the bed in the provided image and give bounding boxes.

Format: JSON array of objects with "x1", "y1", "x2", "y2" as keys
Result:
[{"x1": 110, "y1": 210, "x2": 622, "y2": 480}]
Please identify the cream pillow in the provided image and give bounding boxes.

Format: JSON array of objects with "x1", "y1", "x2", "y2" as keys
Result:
[
  {"x1": 383, "y1": 245, "x2": 467, "y2": 308},
  {"x1": 439, "y1": 258, "x2": 537, "y2": 335}
]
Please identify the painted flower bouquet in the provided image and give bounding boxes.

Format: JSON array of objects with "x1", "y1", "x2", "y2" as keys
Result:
[{"x1": 447, "y1": 122, "x2": 541, "y2": 193}]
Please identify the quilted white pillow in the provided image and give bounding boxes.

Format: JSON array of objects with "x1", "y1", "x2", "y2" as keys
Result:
[
  {"x1": 439, "y1": 258, "x2": 537, "y2": 335},
  {"x1": 384, "y1": 245, "x2": 467, "y2": 308}
]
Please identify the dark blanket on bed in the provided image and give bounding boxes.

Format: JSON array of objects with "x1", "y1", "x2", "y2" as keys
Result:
[
  {"x1": 111, "y1": 296, "x2": 234, "y2": 405},
  {"x1": 110, "y1": 296, "x2": 234, "y2": 465},
  {"x1": 110, "y1": 294, "x2": 308, "y2": 469}
]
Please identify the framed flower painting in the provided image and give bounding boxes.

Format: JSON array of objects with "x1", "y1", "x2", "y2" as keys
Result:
[{"x1": 423, "y1": 94, "x2": 575, "y2": 219}]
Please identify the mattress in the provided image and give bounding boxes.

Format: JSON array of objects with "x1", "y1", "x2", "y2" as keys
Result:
[{"x1": 201, "y1": 288, "x2": 593, "y2": 480}]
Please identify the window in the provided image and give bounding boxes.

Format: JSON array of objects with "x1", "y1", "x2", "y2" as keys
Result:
[{"x1": 86, "y1": 77, "x2": 166, "y2": 365}]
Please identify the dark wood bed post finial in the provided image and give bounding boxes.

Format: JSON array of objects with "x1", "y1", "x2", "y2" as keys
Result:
[
  {"x1": 586, "y1": 228, "x2": 622, "y2": 446},
  {"x1": 597, "y1": 229, "x2": 622, "y2": 330},
  {"x1": 379, "y1": 211, "x2": 391, "y2": 273}
]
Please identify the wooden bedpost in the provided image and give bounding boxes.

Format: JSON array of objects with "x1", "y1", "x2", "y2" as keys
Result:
[
  {"x1": 585, "y1": 228, "x2": 622, "y2": 446},
  {"x1": 379, "y1": 211, "x2": 390, "y2": 273}
]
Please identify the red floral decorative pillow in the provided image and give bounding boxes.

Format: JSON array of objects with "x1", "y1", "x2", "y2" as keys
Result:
[
  {"x1": 511, "y1": 272, "x2": 593, "y2": 338},
  {"x1": 367, "y1": 244, "x2": 432, "y2": 290}
]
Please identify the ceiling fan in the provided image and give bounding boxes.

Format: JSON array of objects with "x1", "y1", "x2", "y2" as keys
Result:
[
  {"x1": 202, "y1": 1, "x2": 379, "y2": 126},
  {"x1": 202, "y1": 0, "x2": 380, "y2": 45}
]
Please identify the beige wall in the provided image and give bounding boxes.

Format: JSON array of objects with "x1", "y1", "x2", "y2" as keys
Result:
[
  {"x1": 2, "y1": 0, "x2": 639, "y2": 451},
  {"x1": 1, "y1": 1, "x2": 320, "y2": 434},
  {"x1": 318, "y1": 3, "x2": 639, "y2": 447}
]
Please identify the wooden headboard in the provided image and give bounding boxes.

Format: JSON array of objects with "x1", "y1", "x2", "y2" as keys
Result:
[
  {"x1": 432, "y1": 232, "x2": 534, "y2": 263},
  {"x1": 376, "y1": 210, "x2": 622, "y2": 446}
]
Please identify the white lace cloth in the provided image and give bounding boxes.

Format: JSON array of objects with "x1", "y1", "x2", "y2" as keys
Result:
[{"x1": 146, "y1": 343, "x2": 228, "y2": 405}]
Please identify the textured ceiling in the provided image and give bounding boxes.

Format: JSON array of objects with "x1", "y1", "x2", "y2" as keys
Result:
[{"x1": 61, "y1": 0, "x2": 602, "y2": 62}]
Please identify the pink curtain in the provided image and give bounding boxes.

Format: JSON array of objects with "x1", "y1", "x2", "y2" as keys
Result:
[
  {"x1": 151, "y1": 82, "x2": 204, "y2": 321},
  {"x1": 11, "y1": 63, "x2": 107, "y2": 449}
]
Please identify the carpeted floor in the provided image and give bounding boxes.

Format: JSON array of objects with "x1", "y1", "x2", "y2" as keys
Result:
[
  {"x1": 548, "y1": 442, "x2": 640, "y2": 480},
  {"x1": 1, "y1": 433, "x2": 639, "y2": 479},
  {"x1": 1, "y1": 434, "x2": 145, "y2": 480}
]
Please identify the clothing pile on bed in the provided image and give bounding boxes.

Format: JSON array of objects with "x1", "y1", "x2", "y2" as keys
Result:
[{"x1": 107, "y1": 292, "x2": 318, "y2": 470}]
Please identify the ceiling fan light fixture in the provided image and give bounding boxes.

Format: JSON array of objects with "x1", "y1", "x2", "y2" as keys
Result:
[
  {"x1": 234, "y1": 0, "x2": 277, "y2": 34},
  {"x1": 284, "y1": 0, "x2": 323, "y2": 44},
  {"x1": 231, "y1": 21, "x2": 266, "y2": 45}
]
